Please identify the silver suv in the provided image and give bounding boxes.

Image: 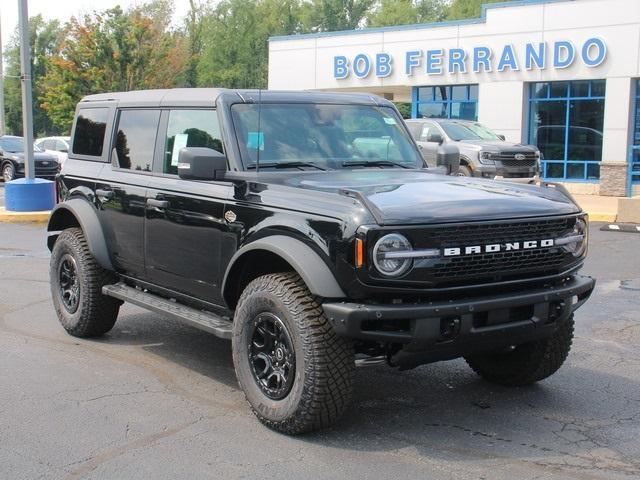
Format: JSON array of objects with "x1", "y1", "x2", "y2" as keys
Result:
[{"x1": 406, "y1": 119, "x2": 541, "y2": 183}]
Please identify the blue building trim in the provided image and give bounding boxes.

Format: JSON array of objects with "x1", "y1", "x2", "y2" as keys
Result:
[
  {"x1": 269, "y1": 0, "x2": 575, "y2": 42},
  {"x1": 629, "y1": 79, "x2": 640, "y2": 196}
]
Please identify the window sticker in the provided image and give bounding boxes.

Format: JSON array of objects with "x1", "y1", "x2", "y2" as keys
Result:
[
  {"x1": 383, "y1": 117, "x2": 397, "y2": 125},
  {"x1": 171, "y1": 133, "x2": 189, "y2": 166},
  {"x1": 247, "y1": 131, "x2": 265, "y2": 151}
]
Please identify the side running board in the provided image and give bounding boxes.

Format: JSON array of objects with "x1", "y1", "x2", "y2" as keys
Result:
[{"x1": 102, "y1": 283, "x2": 232, "y2": 340}]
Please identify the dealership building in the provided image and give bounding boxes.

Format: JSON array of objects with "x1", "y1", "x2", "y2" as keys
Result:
[{"x1": 268, "y1": 0, "x2": 640, "y2": 196}]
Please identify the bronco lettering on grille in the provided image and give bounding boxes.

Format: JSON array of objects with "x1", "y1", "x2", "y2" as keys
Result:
[{"x1": 443, "y1": 239, "x2": 555, "y2": 257}]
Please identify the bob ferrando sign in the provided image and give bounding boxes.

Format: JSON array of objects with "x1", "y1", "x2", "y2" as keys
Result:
[{"x1": 333, "y1": 38, "x2": 607, "y2": 80}]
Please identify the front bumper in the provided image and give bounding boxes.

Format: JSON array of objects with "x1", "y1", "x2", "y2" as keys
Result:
[
  {"x1": 474, "y1": 164, "x2": 539, "y2": 183},
  {"x1": 323, "y1": 275, "x2": 594, "y2": 364}
]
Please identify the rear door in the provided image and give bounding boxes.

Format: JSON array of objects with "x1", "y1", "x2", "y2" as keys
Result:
[
  {"x1": 96, "y1": 108, "x2": 160, "y2": 280},
  {"x1": 145, "y1": 108, "x2": 232, "y2": 305}
]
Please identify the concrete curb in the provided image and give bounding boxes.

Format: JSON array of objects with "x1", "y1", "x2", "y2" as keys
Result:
[
  {"x1": 587, "y1": 212, "x2": 617, "y2": 223},
  {"x1": 0, "y1": 207, "x2": 51, "y2": 224}
]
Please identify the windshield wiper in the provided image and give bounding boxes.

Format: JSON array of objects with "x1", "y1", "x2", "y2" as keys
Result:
[
  {"x1": 342, "y1": 160, "x2": 412, "y2": 169},
  {"x1": 247, "y1": 161, "x2": 327, "y2": 171}
]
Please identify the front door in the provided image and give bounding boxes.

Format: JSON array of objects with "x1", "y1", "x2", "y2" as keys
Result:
[
  {"x1": 415, "y1": 122, "x2": 440, "y2": 168},
  {"x1": 145, "y1": 108, "x2": 232, "y2": 305}
]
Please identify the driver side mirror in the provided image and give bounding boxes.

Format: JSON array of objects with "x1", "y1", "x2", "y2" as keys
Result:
[
  {"x1": 497, "y1": 134, "x2": 506, "y2": 141},
  {"x1": 177, "y1": 147, "x2": 227, "y2": 180},
  {"x1": 426, "y1": 131, "x2": 443, "y2": 144}
]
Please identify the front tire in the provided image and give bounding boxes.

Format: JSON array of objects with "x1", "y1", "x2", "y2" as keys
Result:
[
  {"x1": 457, "y1": 165, "x2": 472, "y2": 177},
  {"x1": 2, "y1": 162, "x2": 15, "y2": 182},
  {"x1": 50, "y1": 227, "x2": 121, "y2": 337},
  {"x1": 465, "y1": 315, "x2": 574, "y2": 386},
  {"x1": 232, "y1": 272, "x2": 355, "y2": 435}
]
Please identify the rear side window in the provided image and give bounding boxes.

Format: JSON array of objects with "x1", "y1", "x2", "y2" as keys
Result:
[
  {"x1": 163, "y1": 109, "x2": 223, "y2": 175},
  {"x1": 72, "y1": 108, "x2": 108, "y2": 157},
  {"x1": 113, "y1": 109, "x2": 160, "y2": 172}
]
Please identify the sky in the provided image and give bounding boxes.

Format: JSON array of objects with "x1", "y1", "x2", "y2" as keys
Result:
[{"x1": 1, "y1": 0, "x2": 191, "y2": 50}]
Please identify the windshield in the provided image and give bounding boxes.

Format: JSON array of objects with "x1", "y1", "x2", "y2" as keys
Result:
[
  {"x1": 231, "y1": 104, "x2": 424, "y2": 170},
  {"x1": 439, "y1": 121, "x2": 500, "y2": 141},
  {"x1": 0, "y1": 137, "x2": 42, "y2": 153}
]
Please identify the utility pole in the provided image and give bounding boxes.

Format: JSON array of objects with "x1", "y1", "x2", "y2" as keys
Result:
[
  {"x1": 18, "y1": 0, "x2": 34, "y2": 179},
  {"x1": 0, "y1": 10, "x2": 6, "y2": 137}
]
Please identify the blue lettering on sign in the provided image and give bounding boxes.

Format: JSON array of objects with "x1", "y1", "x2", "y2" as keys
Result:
[
  {"x1": 425, "y1": 49, "x2": 443, "y2": 74},
  {"x1": 553, "y1": 41, "x2": 575, "y2": 68},
  {"x1": 405, "y1": 50, "x2": 422, "y2": 75},
  {"x1": 353, "y1": 53, "x2": 371, "y2": 78},
  {"x1": 581, "y1": 37, "x2": 606, "y2": 67},
  {"x1": 332, "y1": 38, "x2": 607, "y2": 79},
  {"x1": 525, "y1": 43, "x2": 545, "y2": 70},
  {"x1": 473, "y1": 47, "x2": 492, "y2": 73},
  {"x1": 376, "y1": 53, "x2": 392, "y2": 77},
  {"x1": 334, "y1": 56, "x2": 349, "y2": 79},
  {"x1": 497, "y1": 45, "x2": 519, "y2": 71},
  {"x1": 448, "y1": 48, "x2": 466, "y2": 74}
]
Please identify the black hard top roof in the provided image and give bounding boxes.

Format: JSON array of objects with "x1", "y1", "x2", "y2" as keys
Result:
[{"x1": 79, "y1": 88, "x2": 392, "y2": 108}]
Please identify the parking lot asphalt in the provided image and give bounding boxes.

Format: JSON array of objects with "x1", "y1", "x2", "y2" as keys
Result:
[{"x1": 1, "y1": 221, "x2": 639, "y2": 480}]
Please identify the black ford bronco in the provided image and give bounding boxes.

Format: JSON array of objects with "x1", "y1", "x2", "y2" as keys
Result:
[{"x1": 47, "y1": 88, "x2": 594, "y2": 434}]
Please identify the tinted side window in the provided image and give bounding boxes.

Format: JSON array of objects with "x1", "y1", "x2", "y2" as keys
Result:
[
  {"x1": 114, "y1": 109, "x2": 160, "y2": 172},
  {"x1": 72, "y1": 108, "x2": 108, "y2": 157},
  {"x1": 164, "y1": 109, "x2": 223, "y2": 175}
]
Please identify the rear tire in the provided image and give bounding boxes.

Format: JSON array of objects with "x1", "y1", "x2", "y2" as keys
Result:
[
  {"x1": 457, "y1": 165, "x2": 472, "y2": 177},
  {"x1": 50, "y1": 227, "x2": 121, "y2": 337},
  {"x1": 465, "y1": 315, "x2": 574, "y2": 386},
  {"x1": 232, "y1": 272, "x2": 354, "y2": 435}
]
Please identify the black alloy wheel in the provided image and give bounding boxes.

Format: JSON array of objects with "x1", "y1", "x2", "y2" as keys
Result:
[
  {"x1": 58, "y1": 253, "x2": 80, "y2": 313},
  {"x1": 248, "y1": 312, "x2": 296, "y2": 400}
]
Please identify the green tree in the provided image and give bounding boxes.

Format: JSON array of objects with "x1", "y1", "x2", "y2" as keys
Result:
[
  {"x1": 301, "y1": 0, "x2": 374, "y2": 32},
  {"x1": 40, "y1": 1, "x2": 184, "y2": 132},
  {"x1": 2, "y1": 15, "x2": 63, "y2": 136},
  {"x1": 367, "y1": 0, "x2": 448, "y2": 27},
  {"x1": 447, "y1": 0, "x2": 504, "y2": 20},
  {"x1": 197, "y1": 0, "x2": 304, "y2": 89}
]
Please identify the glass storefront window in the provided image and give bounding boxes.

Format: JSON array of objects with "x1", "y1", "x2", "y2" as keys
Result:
[
  {"x1": 528, "y1": 80, "x2": 606, "y2": 181},
  {"x1": 632, "y1": 80, "x2": 640, "y2": 185},
  {"x1": 413, "y1": 84, "x2": 478, "y2": 121}
]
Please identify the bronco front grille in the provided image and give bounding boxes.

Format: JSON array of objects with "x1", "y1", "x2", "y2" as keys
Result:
[{"x1": 367, "y1": 216, "x2": 582, "y2": 287}]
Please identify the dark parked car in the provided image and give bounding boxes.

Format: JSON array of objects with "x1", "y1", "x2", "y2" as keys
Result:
[
  {"x1": 0, "y1": 135, "x2": 60, "y2": 182},
  {"x1": 46, "y1": 89, "x2": 594, "y2": 434}
]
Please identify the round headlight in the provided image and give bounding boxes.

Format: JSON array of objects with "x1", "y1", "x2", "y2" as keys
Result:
[
  {"x1": 562, "y1": 217, "x2": 588, "y2": 257},
  {"x1": 372, "y1": 233, "x2": 412, "y2": 277}
]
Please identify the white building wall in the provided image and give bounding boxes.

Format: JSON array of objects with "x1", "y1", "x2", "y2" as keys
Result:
[{"x1": 268, "y1": 0, "x2": 640, "y2": 195}]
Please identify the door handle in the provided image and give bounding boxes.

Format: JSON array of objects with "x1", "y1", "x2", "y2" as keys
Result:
[
  {"x1": 147, "y1": 198, "x2": 170, "y2": 209},
  {"x1": 95, "y1": 189, "x2": 114, "y2": 200}
]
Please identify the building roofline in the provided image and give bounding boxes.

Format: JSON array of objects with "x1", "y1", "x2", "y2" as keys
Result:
[{"x1": 268, "y1": 0, "x2": 574, "y2": 42}]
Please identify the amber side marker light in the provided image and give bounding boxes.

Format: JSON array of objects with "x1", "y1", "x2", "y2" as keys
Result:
[{"x1": 355, "y1": 238, "x2": 365, "y2": 268}]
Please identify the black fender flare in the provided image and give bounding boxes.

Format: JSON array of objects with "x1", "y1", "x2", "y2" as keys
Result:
[
  {"x1": 47, "y1": 198, "x2": 114, "y2": 271},
  {"x1": 222, "y1": 235, "x2": 346, "y2": 301}
]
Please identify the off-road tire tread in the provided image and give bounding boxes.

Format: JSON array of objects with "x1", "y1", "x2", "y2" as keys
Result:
[
  {"x1": 234, "y1": 272, "x2": 354, "y2": 435},
  {"x1": 465, "y1": 315, "x2": 574, "y2": 386},
  {"x1": 50, "y1": 227, "x2": 120, "y2": 337}
]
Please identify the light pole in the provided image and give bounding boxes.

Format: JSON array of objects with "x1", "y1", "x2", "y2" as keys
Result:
[{"x1": 18, "y1": 0, "x2": 34, "y2": 179}]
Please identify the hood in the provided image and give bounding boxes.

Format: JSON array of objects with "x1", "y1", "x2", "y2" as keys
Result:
[
  {"x1": 6, "y1": 151, "x2": 58, "y2": 163},
  {"x1": 457, "y1": 139, "x2": 538, "y2": 152},
  {"x1": 277, "y1": 170, "x2": 579, "y2": 225}
]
